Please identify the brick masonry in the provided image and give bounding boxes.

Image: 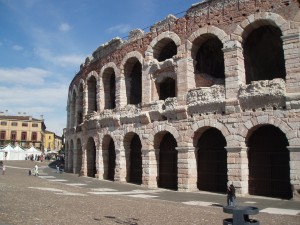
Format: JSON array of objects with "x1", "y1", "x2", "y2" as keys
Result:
[{"x1": 65, "y1": 0, "x2": 300, "y2": 199}]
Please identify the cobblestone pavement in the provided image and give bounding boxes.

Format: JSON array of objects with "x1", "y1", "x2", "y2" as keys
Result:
[{"x1": 0, "y1": 160, "x2": 299, "y2": 225}]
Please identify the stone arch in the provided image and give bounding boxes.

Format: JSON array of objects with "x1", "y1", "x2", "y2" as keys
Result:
[
  {"x1": 69, "y1": 139, "x2": 74, "y2": 173},
  {"x1": 233, "y1": 12, "x2": 289, "y2": 42},
  {"x1": 102, "y1": 134, "x2": 116, "y2": 181},
  {"x1": 124, "y1": 132, "x2": 142, "y2": 184},
  {"x1": 187, "y1": 26, "x2": 228, "y2": 88},
  {"x1": 154, "y1": 131, "x2": 178, "y2": 190},
  {"x1": 100, "y1": 66, "x2": 117, "y2": 110},
  {"x1": 76, "y1": 80, "x2": 85, "y2": 125},
  {"x1": 86, "y1": 71, "x2": 98, "y2": 113},
  {"x1": 75, "y1": 138, "x2": 83, "y2": 174},
  {"x1": 246, "y1": 124, "x2": 292, "y2": 199},
  {"x1": 121, "y1": 54, "x2": 143, "y2": 105},
  {"x1": 100, "y1": 62, "x2": 120, "y2": 79},
  {"x1": 194, "y1": 126, "x2": 227, "y2": 193},
  {"x1": 86, "y1": 136, "x2": 97, "y2": 178},
  {"x1": 152, "y1": 125, "x2": 180, "y2": 149},
  {"x1": 146, "y1": 31, "x2": 182, "y2": 61}
]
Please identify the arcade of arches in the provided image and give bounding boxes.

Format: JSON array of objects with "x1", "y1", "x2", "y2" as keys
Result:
[{"x1": 66, "y1": 0, "x2": 300, "y2": 200}]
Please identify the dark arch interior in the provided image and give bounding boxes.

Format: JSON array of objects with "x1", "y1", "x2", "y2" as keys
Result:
[
  {"x1": 77, "y1": 85, "x2": 84, "y2": 125},
  {"x1": 195, "y1": 36, "x2": 225, "y2": 79},
  {"x1": 107, "y1": 139, "x2": 116, "y2": 181},
  {"x1": 197, "y1": 128, "x2": 227, "y2": 193},
  {"x1": 129, "y1": 62, "x2": 142, "y2": 105},
  {"x1": 104, "y1": 71, "x2": 116, "y2": 109},
  {"x1": 129, "y1": 134, "x2": 142, "y2": 185},
  {"x1": 244, "y1": 25, "x2": 286, "y2": 84},
  {"x1": 158, "y1": 41, "x2": 177, "y2": 62},
  {"x1": 76, "y1": 140, "x2": 82, "y2": 174},
  {"x1": 87, "y1": 76, "x2": 97, "y2": 113},
  {"x1": 159, "y1": 78, "x2": 176, "y2": 100},
  {"x1": 87, "y1": 138, "x2": 96, "y2": 178},
  {"x1": 248, "y1": 125, "x2": 292, "y2": 199},
  {"x1": 159, "y1": 133, "x2": 178, "y2": 190}
]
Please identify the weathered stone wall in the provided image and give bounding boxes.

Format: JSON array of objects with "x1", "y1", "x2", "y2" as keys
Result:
[{"x1": 65, "y1": 0, "x2": 300, "y2": 199}]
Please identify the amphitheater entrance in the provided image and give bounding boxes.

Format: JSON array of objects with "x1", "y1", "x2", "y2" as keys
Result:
[
  {"x1": 247, "y1": 125, "x2": 292, "y2": 199},
  {"x1": 127, "y1": 134, "x2": 142, "y2": 185},
  {"x1": 86, "y1": 137, "x2": 97, "y2": 178},
  {"x1": 196, "y1": 128, "x2": 227, "y2": 193},
  {"x1": 75, "y1": 139, "x2": 82, "y2": 174},
  {"x1": 69, "y1": 140, "x2": 74, "y2": 173},
  {"x1": 158, "y1": 132, "x2": 178, "y2": 190},
  {"x1": 107, "y1": 138, "x2": 116, "y2": 181}
]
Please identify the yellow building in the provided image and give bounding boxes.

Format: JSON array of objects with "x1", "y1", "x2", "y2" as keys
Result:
[
  {"x1": 0, "y1": 115, "x2": 46, "y2": 150},
  {"x1": 44, "y1": 130, "x2": 63, "y2": 153}
]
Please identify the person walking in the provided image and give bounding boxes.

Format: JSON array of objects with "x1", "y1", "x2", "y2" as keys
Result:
[
  {"x1": 2, "y1": 164, "x2": 5, "y2": 175},
  {"x1": 34, "y1": 164, "x2": 39, "y2": 176},
  {"x1": 227, "y1": 183, "x2": 236, "y2": 207}
]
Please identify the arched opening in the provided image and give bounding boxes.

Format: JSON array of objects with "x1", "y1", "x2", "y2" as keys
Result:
[
  {"x1": 71, "y1": 92, "x2": 76, "y2": 127},
  {"x1": 103, "y1": 68, "x2": 116, "y2": 109},
  {"x1": 86, "y1": 137, "x2": 97, "y2": 178},
  {"x1": 107, "y1": 138, "x2": 116, "y2": 181},
  {"x1": 69, "y1": 140, "x2": 74, "y2": 173},
  {"x1": 87, "y1": 76, "x2": 97, "y2": 113},
  {"x1": 197, "y1": 128, "x2": 227, "y2": 193},
  {"x1": 158, "y1": 132, "x2": 178, "y2": 190},
  {"x1": 154, "y1": 38, "x2": 177, "y2": 62},
  {"x1": 196, "y1": 36, "x2": 225, "y2": 79},
  {"x1": 75, "y1": 138, "x2": 82, "y2": 174},
  {"x1": 125, "y1": 60, "x2": 142, "y2": 105},
  {"x1": 244, "y1": 25, "x2": 286, "y2": 84},
  {"x1": 128, "y1": 134, "x2": 142, "y2": 185},
  {"x1": 77, "y1": 84, "x2": 84, "y2": 125},
  {"x1": 159, "y1": 77, "x2": 176, "y2": 100},
  {"x1": 247, "y1": 125, "x2": 292, "y2": 199}
]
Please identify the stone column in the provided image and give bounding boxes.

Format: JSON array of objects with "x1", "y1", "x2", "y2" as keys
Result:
[
  {"x1": 176, "y1": 58, "x2": 192, "y2": 105},
  {"x1": 226, "y1": 147, "x2": 248, "y2": 195},
  {"x1": 287, "y1": 146, "x2": 300, "y2": 199},
  {"x1": 81, "y1": 146, "x2": 87, "y2": 176},
  {"x1": 82, "y1": 85, "x2": 88, "y2": 117},
  {"x1": 114, "y1": 148, "x2": 127, "y2": 182},
  {"x1": 176, "y1": 146, "x2": 197, "y2": 192},
  {"x1": 115, "y1": 76, "x2": 125, "y2": 110},
  {"x1": 142, "y1": 149, "x2": 158, "y2": 188},
  {"x1": 223, "y1": 40, "x2": 245, "y2": 114}
]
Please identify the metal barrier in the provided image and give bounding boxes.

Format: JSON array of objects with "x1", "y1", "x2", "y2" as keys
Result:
[{"x1": 223, "y1": 206, "x2": 260, "y2": 225}]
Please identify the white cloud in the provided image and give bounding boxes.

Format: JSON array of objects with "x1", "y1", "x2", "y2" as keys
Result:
[
  {"x1": 106, "y1": 24, "x2": 131, "y2": 34},
  {"x1": 59, "y1": 23, "x2": 71, "y2": 32},
  {"x1": 12, "y1": 44, "x2": 24, "y2": 51},
  {"x1": 34, "y1": 47, "x2": 84, "y2": 67},
  {"x1": 0, "y1": 67, "x2": 49, "y2": 85}
]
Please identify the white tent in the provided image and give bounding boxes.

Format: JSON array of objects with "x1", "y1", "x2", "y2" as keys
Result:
[
  {"x1": 0, "y1": 144, "x2": 14, "y2": 160},
  {"x1": 10, "y1": 145, "x2": 26, "y2": 160},
  {"x1": 25, "y1": 146, "x2": 42, "y2": 157}
]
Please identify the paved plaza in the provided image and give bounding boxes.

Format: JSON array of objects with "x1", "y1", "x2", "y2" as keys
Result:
[{"x1": 0, "y1": 160, "x2": 299, "y2": 225}]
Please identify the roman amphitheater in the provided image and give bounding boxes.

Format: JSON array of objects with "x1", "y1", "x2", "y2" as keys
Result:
[{"x1": 65, "y1": 0, "x2": 300, "y2": 200}]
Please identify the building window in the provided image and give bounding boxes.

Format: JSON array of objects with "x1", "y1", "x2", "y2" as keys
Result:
[
  {"x1": 0, "y1": 131, "x2": 6, "y2": 140},
  {"x1": 11, "y1": 131, "x2": 17, "y2": 141},
  {"x1": 11, "y1": 122, "x2": 18, "y2": 126},
  {"x1": 31, "y1": 132, "x2": 37, "y2": 141},
  {"x1": 49, "y1": 136, "x2": 51, "y2": 140},
  {"x1": 21, "y1": 132, "x2": 27, "y2": 141},
  {"x1": 32, "y1": 123, "x2": 38, "y2": 127},
  {"x1": 1, "y1": 121, "x2": 7, "y2": 126},
  {"x1": 22, "y1": 123, "x2": 28, "y2": 127}
]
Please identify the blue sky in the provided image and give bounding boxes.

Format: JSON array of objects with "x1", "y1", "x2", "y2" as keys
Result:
[{"x1": 0, "y1": 0, "x2": 199, "y2": 136}]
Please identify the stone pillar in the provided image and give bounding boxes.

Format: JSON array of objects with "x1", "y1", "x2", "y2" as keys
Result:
[
  {"x1": 115, "y1": 76, "x2": 125, "y2": 110},
  {"x1": 82, "y1": 85, "x2": 88, "y2": 117},
  {"x1": 176, "y1": 58, "x2": 192, "y2": 105},
  {"x1": 282, "y1": 32, "x2": 300, "y2": 94},
  {"x1": 142, "y1": 149, "x2": 158, "y2": 188},
  {"x1": 223, "y1": 40, "x2": 245, "y2": 114},
  {"x1": 81, "y1": 146, "x2": 87, "y2": 176},
  {"x1": 176, "y1": 146, "x2": 197, "y2": 192},
  {"x1": 114, "y1": 148, "x2": 126, "y2": 182},
  {"x1": 282, "y1": 32, "x2": 300, "y2": 110},
  {"x1": 226, "y1": 147, "x2": 249, "y2": 195},
  {"x1": 141, "y1": 66, "x2": 152, "y2": 108},
  {"x1": 287, "y1": 146, "x2": 300, "y2": 199}
]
